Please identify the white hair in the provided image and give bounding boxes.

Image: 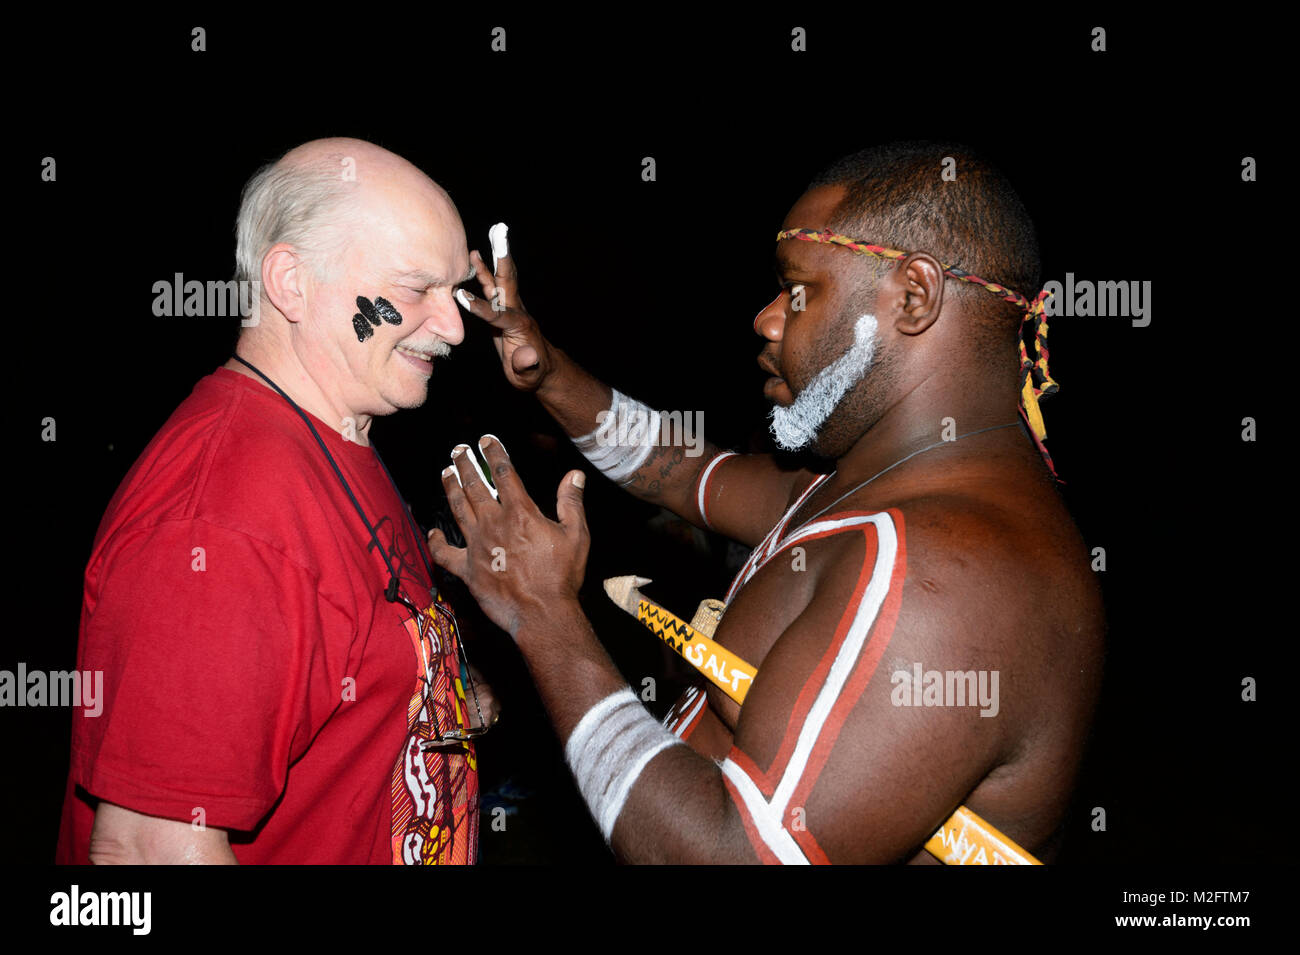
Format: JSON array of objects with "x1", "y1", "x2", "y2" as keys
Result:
[{"x1": 233, "y1": 152, "x2": 361, "y2": 289}]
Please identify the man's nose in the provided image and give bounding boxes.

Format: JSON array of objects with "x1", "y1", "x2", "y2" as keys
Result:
[
  {"x1": 424, "y1": 291, "x2": 466, "y2": 346},
  {"x1": 753, "y1": 290, "x2": 786, "y2": 341}
]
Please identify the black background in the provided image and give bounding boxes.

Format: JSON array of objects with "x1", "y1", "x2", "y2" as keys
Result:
[{"x1": 6, "y1": 8, "x2": 1286, "y2": 891}]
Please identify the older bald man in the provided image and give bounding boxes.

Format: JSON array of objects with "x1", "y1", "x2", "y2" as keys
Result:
[{"x1": 55, "y1": 138, "x2": 492, "y2": 865}]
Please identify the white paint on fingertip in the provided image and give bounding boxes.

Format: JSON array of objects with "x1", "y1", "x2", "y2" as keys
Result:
[
  {"x1": 489, "y1": 222, "x2": 509, "y2": 272},
  {"x1": 449, "y1": 446, "x2": 468, "y2": 488},
  {"x1": 455, "y1": 288, "x2": 473, "y2": 310},
  {"x1": 472, "y1": 447, "x2": 500, "y2": 500}
]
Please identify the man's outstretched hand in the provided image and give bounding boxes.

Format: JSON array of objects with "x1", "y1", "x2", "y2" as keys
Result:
[
  {"x1": 427, "y1": 434, "x2": 590, "y2": 641},
  {"x1": 455, "y1": 226, "x2": 559, "y2": 392}
]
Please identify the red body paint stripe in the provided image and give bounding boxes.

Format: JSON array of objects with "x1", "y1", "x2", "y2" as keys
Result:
[
  {"x1": 727, "y1": 745, "x2": 767, "y2": 791},
  {"x1": 790, "y1": 511, "x2": 908, "y2": 816},
  {"x1": 792, "y1": 822, "x2": 832, "y2": 865},
  {"x1": 744, "y1": 511, "x2": 883, "y2": 791},
  {"x1": 672, "y1": 695, "x2": 707, "y2": 741},
  {"x1": 726, "y1": 508, "x2": 908, "y2": 863}
]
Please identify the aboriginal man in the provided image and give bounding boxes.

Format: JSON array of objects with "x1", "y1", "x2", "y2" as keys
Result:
[{"x1": 434, "y1": 141, "x2": 1105, "y2": 864}]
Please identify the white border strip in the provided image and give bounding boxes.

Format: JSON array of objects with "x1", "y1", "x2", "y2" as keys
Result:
[
  {"x1": 718, "y1": 512, "x2": 899, "y2": 862},
  {"x1": 720, "y1": 758, "x2": 809, "y2": 864},
  {"x1": 770, "y1": 513, "x2": 897, "y2": 816},
  {"x1": 695, "y1": 451, "x2": 736, "y2": 529},
  {"x1": 669, "y1": 688, "x2": 708, "y2": 738}
]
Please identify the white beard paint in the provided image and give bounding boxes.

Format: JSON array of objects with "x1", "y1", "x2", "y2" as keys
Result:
[{"x1": 769, "y1": 313, "x2": 878, "y2": 451}]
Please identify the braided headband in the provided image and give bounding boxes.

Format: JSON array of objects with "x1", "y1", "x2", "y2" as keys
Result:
[{"x1": 776, "y1": 227, "x2": 1059, "y2": 478}]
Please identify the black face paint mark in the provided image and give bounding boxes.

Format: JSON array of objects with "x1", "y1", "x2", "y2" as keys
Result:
[
  {"x1": 372, "y1": 297, "x2": 403, "y2": 325},
  {"x1": 352, "y1": 295, "x2": 405, "y2": 342}
]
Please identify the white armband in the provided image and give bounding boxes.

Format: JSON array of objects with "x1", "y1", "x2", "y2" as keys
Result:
[
  {"x1": 571, "y1": 389, "x2": 661, "y2": 485},
  {"x1": 564, "y1": 687, "x2": 683, "y2": 842}
]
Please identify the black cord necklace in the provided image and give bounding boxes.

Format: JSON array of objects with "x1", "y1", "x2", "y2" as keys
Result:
[
  {"x1": 229, "y1": 354, "x2": 486, "y2": 737},
  {"x1": 231, "y1": 354, "x2": 424, "y2": 599},
  {"x1": 795, "y1": 421, "x2": 1021, "y2": 532}
]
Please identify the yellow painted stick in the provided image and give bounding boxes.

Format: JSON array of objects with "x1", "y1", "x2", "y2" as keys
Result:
[
  {"x1": 603, "y1": 575, "x2": 1042, "y2": 866},
  {"x1": 604, "y1": 576, "x2": 756, "y2": 704},
  {"x1": 924, "y1": 806, "x2": 1040, "y2": 865}
]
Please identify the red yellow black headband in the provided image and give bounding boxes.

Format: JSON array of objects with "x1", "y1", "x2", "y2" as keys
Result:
[{"x1": 776, "y1": 227, "x2": 1060, "y2": 479}]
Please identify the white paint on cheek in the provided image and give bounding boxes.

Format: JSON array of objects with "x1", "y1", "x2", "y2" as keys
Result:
[{"x1": 489, "y1": 222, "x2": 509, "y2": 273}]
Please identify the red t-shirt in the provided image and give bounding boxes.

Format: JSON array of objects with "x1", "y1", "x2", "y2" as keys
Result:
[{"x1": 55, "y1": 367, "x2": 479, "y2": 864}]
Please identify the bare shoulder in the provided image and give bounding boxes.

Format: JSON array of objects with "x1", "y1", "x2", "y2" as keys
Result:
[
  {"x1": 885, "y1": 489, "x2": 1106, "y2": 737},
  {"x1": 896, "y1": 489, "x2": 1102, "y2": 626},
  {"x1": 728, "y1": 480, "x2": 1102, "y2": 665}
]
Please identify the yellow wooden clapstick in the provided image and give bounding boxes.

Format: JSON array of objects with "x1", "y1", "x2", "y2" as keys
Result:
[
  {"x1": 603, "y1": 575, "x2": 756, "y2": 703},
  {"x1": 924, "y1": 805, "x2": 1040, "y2": 865}
]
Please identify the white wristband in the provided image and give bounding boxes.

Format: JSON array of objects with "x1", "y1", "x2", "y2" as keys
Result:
[
  {"x1": 572, "y1": 389, "x2": 661, "y2": 485},
  {"x1": 565, "y1": 688, "x2": 683, "y2": 842}
]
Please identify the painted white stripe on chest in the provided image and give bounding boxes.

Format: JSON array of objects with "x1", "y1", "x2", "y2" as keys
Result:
[{"x1": 722, "y1": 511, "x2": 899, "y2": 862}]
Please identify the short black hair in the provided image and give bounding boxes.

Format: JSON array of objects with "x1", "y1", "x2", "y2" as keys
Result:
[{"x1": 807, "y1": 141, "x2": 1040, "y2": 356}]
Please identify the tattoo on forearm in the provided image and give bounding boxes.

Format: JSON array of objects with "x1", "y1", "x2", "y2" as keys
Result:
[
  {"x1": 660, "y1": 446, "x2": 685, "y2": 479},
  {"x1": 629, "y1": 444, "x2": 697, "y2": 502}
]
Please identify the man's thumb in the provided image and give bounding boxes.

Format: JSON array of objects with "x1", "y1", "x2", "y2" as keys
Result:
[
  {"x1": 511, "y1": 343, "x2": 541, "y2": 374},
  {"x1": 556, "y1": 470, "x2": 587, "y2": 530}
]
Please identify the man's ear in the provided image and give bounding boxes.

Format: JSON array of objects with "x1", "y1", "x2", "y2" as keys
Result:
[
  {"x1": 261, "y1": 242, "x2": 309, "y2": 323},
  {"x1": 893, "y1": 252, "x2": 945, "y2": 336}
]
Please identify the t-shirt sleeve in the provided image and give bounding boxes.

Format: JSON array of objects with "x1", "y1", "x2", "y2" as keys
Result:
[{"x1": 70, "y1": 518, "x2": 355, "y2": 832}]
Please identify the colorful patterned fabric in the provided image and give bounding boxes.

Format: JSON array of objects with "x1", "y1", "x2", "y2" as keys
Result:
[
  {"x1": 776, "y1": 228, "x2": 1060, "y2": 478},
  {"x1": 390, "y1": 589, "x2": 480, "y2": 865}
]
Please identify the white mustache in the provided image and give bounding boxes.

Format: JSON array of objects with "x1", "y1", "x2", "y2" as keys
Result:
[{"x1": 398, "y1": 340, "x2": 452, "y2": 357}]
